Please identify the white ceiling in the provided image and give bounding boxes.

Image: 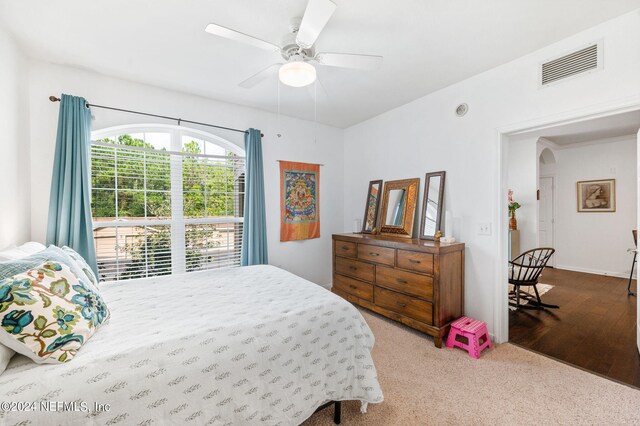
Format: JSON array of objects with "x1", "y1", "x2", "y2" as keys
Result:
[
  {"x1": 2, "y1": 0, "x2": 640, "y2": 128},
  {"x1": 542, "y1": 110, "x2": 640, "y2": 146},
  {"x1": 509, "y1": 109, "x2": 640, "y2": 146}
]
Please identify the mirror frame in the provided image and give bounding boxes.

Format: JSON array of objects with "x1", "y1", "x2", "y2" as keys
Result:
[
  {"x1": 419, "y1": 171, "x2": 446, "y2": 240},
  {"x1": 379, "y1": 178, "x2": 420, "y2": 238},
  {"x1": 361, "y1": 179, "x2": 383, "y2": 234}
]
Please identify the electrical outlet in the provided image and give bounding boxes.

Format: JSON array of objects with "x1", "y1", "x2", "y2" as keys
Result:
[{"x1": 478, "y1": 222, "x2": 491, "y2": 236}]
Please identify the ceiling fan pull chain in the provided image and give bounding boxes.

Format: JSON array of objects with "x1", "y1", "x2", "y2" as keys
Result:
[
  {"x1": 314, "y1": 80, "x2": 318, "y2": 144},
  {"x1": 277, "y1": 80, "x2": 282, "y2": 138}
]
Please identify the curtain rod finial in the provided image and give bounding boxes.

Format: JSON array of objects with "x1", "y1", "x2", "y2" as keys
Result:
[{"x1": 49, "y1": 96, "x2": 60, "y2": 102}]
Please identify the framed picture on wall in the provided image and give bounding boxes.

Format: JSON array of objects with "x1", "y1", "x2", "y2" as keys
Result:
[{"x1": 577, "y1": 179, "x2": 616, "y2": 212}]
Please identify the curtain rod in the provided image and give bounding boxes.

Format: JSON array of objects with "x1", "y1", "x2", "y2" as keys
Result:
[{"x1": 48, "y1": 96, "x2": 264, "y2": 138}]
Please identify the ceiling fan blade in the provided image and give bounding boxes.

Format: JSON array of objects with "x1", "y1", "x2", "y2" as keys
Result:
[
  {"x1": 239, "y1": 63, "x2": 282, "y2": 88},
  {"x1": 205, "y1": 23, "x2": 280, "y2": 52},
  {"x1": 296, "y1": 0, "x2": 337, "y2": 49},
  {"x1": 315, "y1": 52, "x2": 383, "y2": 70}
]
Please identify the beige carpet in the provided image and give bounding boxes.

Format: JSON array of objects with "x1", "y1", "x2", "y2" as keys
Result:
[{"x1": 303, "y1": 310, "x2": 640, "y2": 425}]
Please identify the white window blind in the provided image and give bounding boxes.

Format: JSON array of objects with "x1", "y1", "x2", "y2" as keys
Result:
[{"x1": 90, "y1": 130, "x2": 245, "y2": 282}]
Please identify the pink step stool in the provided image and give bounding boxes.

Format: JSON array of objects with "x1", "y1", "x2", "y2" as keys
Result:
[{"x1": 446, "y1": 316, "x2": 492, "y2": 359}]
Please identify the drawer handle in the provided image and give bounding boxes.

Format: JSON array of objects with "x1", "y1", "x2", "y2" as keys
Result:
[
  {"x1": 349, "y1": 266, "x2": 357, "y2": 271},
  {"x1": 409, "y1": 259, "x2": 421, "y2": 264},
  {"x1": 397, "y1": 279, "x2": 408, "y2": 284},
  {"x1": 368, "y1": 252, "x2": 380, "y2": 257},
  {"x1": 396, "y1": 301, "x2": 407, "y2": 308},
  {"x1": 349, "y1": 285, "x2": 357, "y2": 290},
  {"x1": 341, "y1": 246, "x2": 350, "y2": 250}
]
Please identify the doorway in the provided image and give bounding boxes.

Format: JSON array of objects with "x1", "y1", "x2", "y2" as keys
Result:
[{"x1": 501, "y1": 108, "x2": 640, "y2": 387}]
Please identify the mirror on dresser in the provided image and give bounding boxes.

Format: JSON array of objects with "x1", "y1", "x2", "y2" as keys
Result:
[
  {"x1": 420, "y1": 171, "x2": 446, "y2": 240},
  {"x1": 361, "y1": 180, "x2": 383, "y2": 233},
  {"x1": 385, "y1": 189, "x2": 406, "y2": 226},
  {"x1": 378, "y1": 178, "x2": 420, "y2": 238}
]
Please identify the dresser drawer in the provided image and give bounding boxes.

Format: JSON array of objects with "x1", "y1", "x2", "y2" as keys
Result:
[
  {"x1": 333, "y1": 274, "x2": 373, "y2": 302},
  {"x1": 334, "y1": 241, "x2": 357, "y2": 258},
  {"x1": 335, "y1": 257, "x2": 374, "y2": 282},
  {"x1": 374, "y1": 287, "x2": 433, "y2": 325},
  {"x1": 358, "y1": 244, "x2": 395, "y2": 266},
  {"x1": 375, "y1": 265, "x2": 433, "y2": 300},
  {"x1": 397, "y1": 250, "x2": 434, "y2": 274}
]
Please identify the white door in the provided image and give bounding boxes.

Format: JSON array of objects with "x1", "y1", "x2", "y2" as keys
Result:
[{"x1": 539, "y1": 176, "x2": 555, "y2": 266}]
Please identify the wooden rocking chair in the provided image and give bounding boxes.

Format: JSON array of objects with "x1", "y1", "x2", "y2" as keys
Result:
[{"x1": 509, "y1": 248, "x2": 558, "y2": 310}]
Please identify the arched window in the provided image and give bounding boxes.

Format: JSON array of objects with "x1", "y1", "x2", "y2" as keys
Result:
[{"x1": 90, "y1": 124, "x2": 245, "y2": 281}]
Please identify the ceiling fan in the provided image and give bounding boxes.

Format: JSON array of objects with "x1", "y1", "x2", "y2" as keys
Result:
[{"x1": 205, "y1": 0, "x2": 383, "y2": 89}]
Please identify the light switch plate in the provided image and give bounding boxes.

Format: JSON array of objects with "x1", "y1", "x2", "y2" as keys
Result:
[{"x1": 478, "y1": 222, "x2": 492, "y2": 236}]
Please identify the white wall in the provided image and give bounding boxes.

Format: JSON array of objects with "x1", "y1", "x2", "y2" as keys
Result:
[
  {"x1": 554, "y1": 136, "x2": 637, "y2": 277},
  {"x1": 507, "y1": 135, "x2": 637, "y2": 277},
  {"x1": 10, "y1": 9, "x2": 640, "y2": 341},
  {"x1": 506, "y1": 136, "x2": 539, "y2": 252},
  {"x1": 506, "y1": 138, "x2": 559, "y2": 255},
  {"x1": 539, "y1": 145, "x2": 558, "y2": 177},
  {"x1": 27, "y1": 61, "x2": 344, "y2": 286},
  {"x1": 343, "y1": 10, "x2": 640, "y2": 338},
  {"x1": 0, "y1": 26, "x2": 30, "y2": 249}
]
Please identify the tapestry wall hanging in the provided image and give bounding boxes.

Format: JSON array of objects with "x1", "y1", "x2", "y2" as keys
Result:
[{"x1": 280, "y1": 161, "x2": 320, "y2": 241}]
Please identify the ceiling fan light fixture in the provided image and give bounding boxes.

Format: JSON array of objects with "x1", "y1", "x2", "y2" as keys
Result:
[{"x1": 279, "y1": 62, "x2": 316, "y2": 87}]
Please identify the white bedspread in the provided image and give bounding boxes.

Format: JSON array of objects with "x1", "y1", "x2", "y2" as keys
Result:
[{"x1": 0, "y1": 265, "x2": 382, "y2": 425}]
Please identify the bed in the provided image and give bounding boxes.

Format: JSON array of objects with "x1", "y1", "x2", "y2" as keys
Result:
[{"x1": 0, "y1": 265, "x2": 383, "y2": 425}]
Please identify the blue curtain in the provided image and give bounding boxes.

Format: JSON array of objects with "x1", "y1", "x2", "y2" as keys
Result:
[
  {"x1": 46, "y1": 94, "x2": 99, "y2": 278},
  {"x1": 241, "y1": 128, "x2": 268, "y2": 266}
]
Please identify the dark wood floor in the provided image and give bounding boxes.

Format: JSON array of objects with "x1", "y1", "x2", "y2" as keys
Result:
[{"x1": 509, "y1": 267, "x2": 640, "y2": 388}]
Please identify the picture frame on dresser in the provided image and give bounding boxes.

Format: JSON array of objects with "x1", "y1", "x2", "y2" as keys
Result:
[{"x1": 362, "y1": 180, "x2": 383, "y2": 234}]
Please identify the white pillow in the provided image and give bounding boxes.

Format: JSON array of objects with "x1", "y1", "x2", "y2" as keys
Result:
[
  {"x1": 61, "y1": 246, "x2": 100, "y2": 290},
  {"x1": 0, "y1": 242, "x2": 46, "y2": 261},
  {"x1": 17, "y1": 242, "x2": 46, "y2": 256},
  {"x1": 0, "y1": 344, "x2": 15, "y2": 375},
  {"x1": 0, "y1": 246, "x2": 26, "y2": 261}
]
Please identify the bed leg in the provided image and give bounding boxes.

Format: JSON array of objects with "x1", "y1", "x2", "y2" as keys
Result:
[{"x1": 333, "y1": 401, "x2": 341, "y2": 424}]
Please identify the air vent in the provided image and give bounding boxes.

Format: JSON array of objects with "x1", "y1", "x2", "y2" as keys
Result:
[{"x1": 541, "y1": 43, "x2": 600, "y2": 86}]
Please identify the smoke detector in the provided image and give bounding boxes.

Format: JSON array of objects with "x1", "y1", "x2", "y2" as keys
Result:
[{"x1": 455, "y1": 103, "x2": 468, "y2": 117}]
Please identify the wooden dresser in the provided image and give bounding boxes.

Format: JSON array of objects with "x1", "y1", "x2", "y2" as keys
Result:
[{"x1": 331, "y1": 233, "x2": 465, "y2": 347}]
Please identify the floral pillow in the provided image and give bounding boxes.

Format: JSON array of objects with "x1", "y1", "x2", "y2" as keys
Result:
[{"x1": 0, "y1": 261, "x2": 110, "y2": 364}]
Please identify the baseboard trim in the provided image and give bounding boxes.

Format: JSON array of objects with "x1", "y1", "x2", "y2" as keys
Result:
[{"x1": 554, "y1": 265, "x2": 636, "y2": 279}]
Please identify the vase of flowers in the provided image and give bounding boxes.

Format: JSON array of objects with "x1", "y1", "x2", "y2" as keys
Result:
[{"x1": 508, "y1": 189, "x2": 520, "y2": 231}]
